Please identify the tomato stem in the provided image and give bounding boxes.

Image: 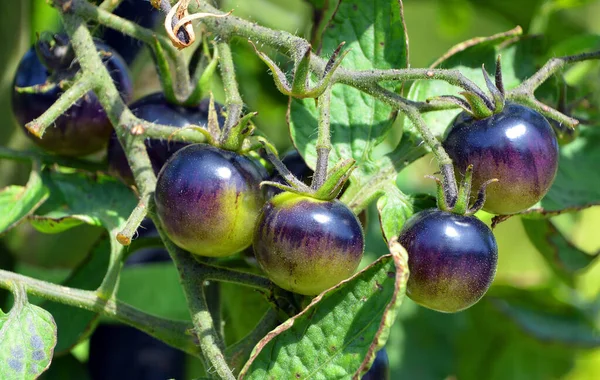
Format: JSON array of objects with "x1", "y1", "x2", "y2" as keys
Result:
[{"x1": 312, "y1": 86, "x2": 332, "y2": 190}]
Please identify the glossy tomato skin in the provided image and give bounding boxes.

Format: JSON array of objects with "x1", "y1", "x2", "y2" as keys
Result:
[
  {"x1": 155, "y1": 144, "x2": 267, "y2": 257},
  {"x1": 443, "y1": 103, "x2": 559, "y2": 215},
  {"x1": 107, "y1": 93, "x2": 222, "y2": 186},
  {"x1": 398, "y1": 209, "x2": 498, "y2": 313},
  {"x1": 11, "y1": 40, "x2": 132, "y2": 156},
  {"x1": 362, "y1": 349, "x2": 390, "y2": 380},
  {"x1": 253, "y1": 192, "x2": 364, "y2": 296}
]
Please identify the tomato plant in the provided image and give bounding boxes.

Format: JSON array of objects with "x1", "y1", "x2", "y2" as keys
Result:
[{"x1": 1, "y1": 0, "x2": 599, "y2": 379}]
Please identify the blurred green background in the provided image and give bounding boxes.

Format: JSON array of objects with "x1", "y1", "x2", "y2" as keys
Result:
[{"x1": 1, "y1": 0, "x2": 600, "y2": 378}]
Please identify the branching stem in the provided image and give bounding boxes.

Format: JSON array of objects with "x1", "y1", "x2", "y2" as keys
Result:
[
  {"x1": 0, "y1": 269, "x2": 200, "y2": 358},
  {"x1": 25, "y1": 75, "x2": 94, "y2": 138}
]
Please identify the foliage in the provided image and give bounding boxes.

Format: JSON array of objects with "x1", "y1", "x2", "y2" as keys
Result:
[{"x1": 0, "y1": 0, "x2": 599, "y2": 378}]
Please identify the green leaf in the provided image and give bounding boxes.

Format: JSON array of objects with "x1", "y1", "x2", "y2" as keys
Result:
[
  {"x1": 289, "y1": 0, "x2": 409, "y2": 181},
  {"x1": 0, "y1": 167, "x2": 49, "y2": 235},
  {"x1": 0, "y1": 285, "x2": 57, "y2": 379},
  {"x1": 42, "y1": 236, "x2": 111, "y2": 355},
  {"x1": 522, "y1": 218, "x2": 598, "y2": 286},
  {"x1": 30, "y1": 170, "x2": 137, "y2": 233},
  {"x1": 404, "y1": 26, "x2": 525, "y2": 139},
  {"x1": 239, "y1": 239, "x2": 409, "y2": 379},
  {"x1": 522, "y1": 125, "x2": 600, "y2": 215},
  {"x1": 117, "y1": 263, "x2": 189, "y2": 321},
  {"x1": 488, "y1": 287, "x2": 600, "y2": 348},
  {"x1": 377, "y1": 186, "x2": 436, "y2": 242},
  {"x1": 455, "y1": 294, "x2": 594, "y2": 380},
  {"x1": 221, "y1": 282, "x2": 269, "y2": 346}
]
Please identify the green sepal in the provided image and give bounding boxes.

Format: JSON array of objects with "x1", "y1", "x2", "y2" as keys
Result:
[
  {"x1": 291, "y1": 46, "x2": 312, "y2": 94},
  {"x1": 151, "y1": 36, "x2": 177, "y2": 104},
  {"x1": 313, "y1": 158, "x2": 356, "y2": 201},
  {"x1": 482, "y1": 64, "x2": 505, "y2": 114},
  {"x1": 248, "y1": 40, "x2": 292, "y2": 95},
  {"x1": 461, "y1": 91, "x2": 494, "y2": 119},
  {"x1": 466, "y1": 178, "x2": 498, "y2": 215},
  {"x1": 451, "y1": 164, "x2": 473, "y2": 215},
  {"x1": 250, "y1": 40, "x2": 348, "y2": 99},
  {"x1": 427, "y1": 175, "x2": 449, "y2": 211},
  {"x1": 259, "y1": 140, "x2": 313, "y2": 193},
  {"x1": 220, "y1": 112, "x2": 258, "y2": 152},
  {"x1": 184, "y1": 43, "x2": 219, "y2": 107}
]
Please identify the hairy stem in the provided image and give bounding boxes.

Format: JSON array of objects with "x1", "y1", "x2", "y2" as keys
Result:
[
  {"x1": 312, "y1": 87, "x2": 332, "y2": 190},
  {"x1": 216, "y1": 41, "x2": 244, "y2": 145},
  {"x1": 67, "y1": 0, "x2": 191, "y2": 99},
  {"x1": 25, "y1": 75, "x2": 94, "y2": 137},
  {"x1": 0, "y1": 269, "x2": 200, "y2": 358},
  {"x1": 154, "y1": 217, "x2": 236, "y2": 380},
  {"x1": 117, "y1": 195, "x2": 151, "y2": 246}
]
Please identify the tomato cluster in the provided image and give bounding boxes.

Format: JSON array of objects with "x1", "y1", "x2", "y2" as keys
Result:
[
  {"x1": 10, "y1": 33, "x2": 560, "y2": 311},
  {"x1": 399, "y1": 103, "x2": 559, "y2": 313}
]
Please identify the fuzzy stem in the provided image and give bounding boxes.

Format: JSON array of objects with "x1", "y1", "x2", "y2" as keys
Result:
[
  {"x1": 25, "y1": 76, "x2": 94, "y2": 137},
  {"x1": 216, "y1": 41, "x2": 244, "y2": 146},
  {"x1": 67, "y1": 0, "x2": 191, "y2": 99},
  {"x1": 312, "y1": 87, "x2": 332, "y2": 190},
  {"x1": 153, "y1": 217, "x2": 236, "y2": 380},
  {"x1": 0, "y1": 269, "x2": 200, "y2": 358},
  {"x1": 361, "y1": 84, "x2": 458, "y2": 204},
  {"x1": 116, "y1": 195, "x2": 151, "y2": 246}
]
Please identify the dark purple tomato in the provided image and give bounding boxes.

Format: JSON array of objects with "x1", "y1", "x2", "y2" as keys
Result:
[
  {"x1": 107, "y1": 93, "x2": 221, "y2": 186},
  {"x1": 362, "y1": 349, "x2": 390, "y2": 380},
  {"x1": 155, "y1": 144, "x2": 267, "y2": 257},
  {"x1": 253, "y1": 192, "x2": 364, "y2": 295},
  {"x1": 11, "y1": 36, "x2": 132, "y2": 156},
  {"x1": 443, "y1": 103, "x2": 559, "y2": 215},
  {"x1": 398, "y1": 209, "x2": 498, "y2": 313}
]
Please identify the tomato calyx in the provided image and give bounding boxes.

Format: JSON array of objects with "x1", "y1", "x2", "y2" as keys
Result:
[
  {"x1": 428, "y1": 164, "x2": 497, "y2": 216},
  {"x1": 432, "y1": 55, "x2": 507, "y2": 120},
  {"x1": 260, "y1": 144, "x2": 356, "y2": 202},
  {"x1": 249, "y1": 40, "x2": 349, "y2": 99}
]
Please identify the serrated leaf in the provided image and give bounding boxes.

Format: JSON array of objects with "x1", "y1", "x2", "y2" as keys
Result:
[
  {"x1": 239, "y1": 240, "x2": 409, "y2": 379},
  {"x1": 0, "y1": 167, "x2": 49, "y2": 235},
  {"x1": 522, "y1": 218, "x2": 598, "y2": 286},
  {"x1": 42, "y1": 236, "x2": 111, "y2": 355},
  {"x1": 30, "y1": 170, "x2": 137, "y2": 233},
  {"x1": 290, "y1": 0, "x2": 409, "y2": 181},
  {"x1": 377, "y1": 187, "x2": 436, "y2": 242},
  {"x1": 404, "y1": 26, "x2": 525, "y2": 140},
  {"x1": 0, "y1": 285, "x2": 57, "y2": 379}
]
